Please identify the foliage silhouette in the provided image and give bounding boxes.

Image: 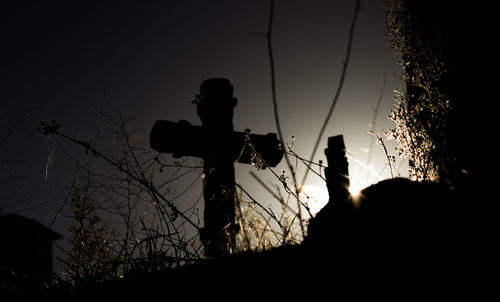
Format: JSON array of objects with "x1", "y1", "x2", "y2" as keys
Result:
[{"x1": 386, "y1": 0, "x2": 494, "y2": 187}]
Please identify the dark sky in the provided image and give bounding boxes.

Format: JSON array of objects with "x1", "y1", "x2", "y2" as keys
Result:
[{"x1": 1, "y1": 1, "x2": 403, "y2": 229}]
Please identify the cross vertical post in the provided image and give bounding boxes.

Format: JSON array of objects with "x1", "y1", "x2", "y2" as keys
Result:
[{"x1": 196, "y1": 78, "x2": 238, "y2": 257}]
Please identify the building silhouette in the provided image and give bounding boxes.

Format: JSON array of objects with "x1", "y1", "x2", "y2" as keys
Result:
[{"x1": 0, "y1": 214, "x2": 61, "y2": 296}]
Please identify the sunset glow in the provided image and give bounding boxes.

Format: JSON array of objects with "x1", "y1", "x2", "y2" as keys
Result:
[
  {"x1": 349, "y1": 180, "x2": 364, "y2": 197},
  {"x1": 300, "y1": 184, "x2": 329, "y2": 215}
]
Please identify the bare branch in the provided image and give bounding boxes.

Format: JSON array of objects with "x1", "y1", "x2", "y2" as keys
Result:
[{"x1": 302, "y1": 0, "x2": 361, "y2": 186}]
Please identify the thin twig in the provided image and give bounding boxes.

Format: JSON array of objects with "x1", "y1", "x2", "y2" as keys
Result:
[
  {"x1": 302, "y1": 0, "x2": 361, "y2": 186},
  {"x1": 367, "y1": 69, "x2": 387, "y2": 176},
  {"x1": 41, "y1": 126, "x2": 200, "y2": 231},
  {"x1": 265, "y1": 0, "x2": 305, "y2": 235},
  {"x1": 368, "y1": 130, "x2": 394, "y2": 179},
  {"x1": 235, "y1": 182, "x2": 282, "y2": 229}
]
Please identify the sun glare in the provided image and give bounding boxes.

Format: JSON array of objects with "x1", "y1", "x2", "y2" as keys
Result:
[
  {"x1": 349, "y1": 181, "x2": 364, "y2": 197},
  {"x1": 300, "y1": 184, "x2": 329, "y2": 215},
  {"x1": 300, "y1": 180, "x2": 369, "y2": 215}
]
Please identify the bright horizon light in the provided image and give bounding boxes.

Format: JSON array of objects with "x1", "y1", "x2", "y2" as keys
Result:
[
  {"x1": 296, "y1": 150, "x2": 404, "y2": 216},
  {"x1": 300, "y1": 180, "x2": 369, "y2": 216},
  {"x1": 348, "y1": 180, "x2": 365, "y2": 197},
  {"x1": 300, "y1": 184, "x2": 329, "y2": 215}
]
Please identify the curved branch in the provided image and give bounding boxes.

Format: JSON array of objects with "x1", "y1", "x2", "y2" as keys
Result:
[{"x1": 302, "y1": 0, "x2": 360, "y2": 186}]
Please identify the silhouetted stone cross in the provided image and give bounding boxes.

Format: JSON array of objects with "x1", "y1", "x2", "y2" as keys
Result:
[{"x1": 150, "y1": 78, "x2": 283, "y2": 257}]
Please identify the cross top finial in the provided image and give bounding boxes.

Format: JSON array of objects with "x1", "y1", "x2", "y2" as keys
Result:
[
  {"x1": 200, "y1": 78, "x2": 234, "y2": 100},
  {"x1": 196, "y1": 78, "x2": 238, "y2": 129}
]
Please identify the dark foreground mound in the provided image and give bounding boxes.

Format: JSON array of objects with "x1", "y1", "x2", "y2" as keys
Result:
[{"x1": 59, "y1": 177, "x2": 493, "y2": 300}]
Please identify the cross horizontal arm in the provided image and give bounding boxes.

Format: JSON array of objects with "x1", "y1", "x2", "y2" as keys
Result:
[{"x1": 149, "y1": 120, "x2": 283, "y2": 167}]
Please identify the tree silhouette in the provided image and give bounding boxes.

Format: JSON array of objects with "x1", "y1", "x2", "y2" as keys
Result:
[{"x1": 386, "y1": 0, "x2": 493, "y2": 187}]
